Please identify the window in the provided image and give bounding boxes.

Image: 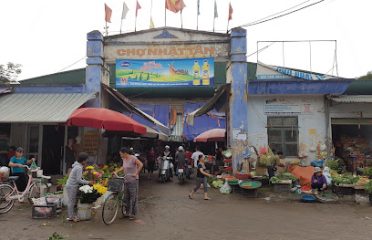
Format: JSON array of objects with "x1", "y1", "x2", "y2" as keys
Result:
[{"x1": 267, "y1": 117, "x2": 298, "y2": 157}]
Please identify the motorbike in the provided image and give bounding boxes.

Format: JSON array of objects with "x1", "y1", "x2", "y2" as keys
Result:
[
  {"x1": 177, "y1": 164, "x2": 186, "y2": 184},
  {"x1": 159, "y1": 156, "x2": 173, "y2": 183}
]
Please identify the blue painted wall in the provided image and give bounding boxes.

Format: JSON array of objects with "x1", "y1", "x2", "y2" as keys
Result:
[{"x1": 86, "y1": 30, "x2": 104, "y2": 107}]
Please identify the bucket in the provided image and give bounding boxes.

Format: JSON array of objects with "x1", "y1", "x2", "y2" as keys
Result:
[{"x1": 77, "y1": 202, "x2": 92, "y2": 221}]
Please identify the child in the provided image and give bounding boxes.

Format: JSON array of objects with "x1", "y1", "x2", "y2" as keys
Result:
[{"x1": 65, "y1": 152, "x2": 90, "y2": 222}]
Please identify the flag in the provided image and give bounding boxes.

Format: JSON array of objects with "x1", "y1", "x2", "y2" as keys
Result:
[
  {"x1": 150, "y1": 17, "x2": 155, "y2": 28},
  {"x1": 197, "y1": 0, "x2": 200, "y2": 15},
  {"x1": 165, "y1": 0, "x2": 185, "y2": 13},
  {"x1": 136, "y1": 1, "x2": 141, "y2": 17},
  {"x1": 104, "y1": 3, "x2": 112, "y2": 23},
  {"x1": 228, "y1": 2, "x2": 233, "y2": 21},
  {"x1": 121, "y1": 2, "x2": 129, "y2": 19},
  {"x1": 214, "y1": 0, "x2": 218, "y2": 18}
]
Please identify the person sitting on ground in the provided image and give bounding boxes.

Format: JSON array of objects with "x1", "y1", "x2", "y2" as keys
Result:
[
  {"x1": 189, "y1": 154, "x2": 213, "y2": 200},
  {"x1": 65, "y1": 152, "x2": 91, "y2": 222},
  {"x1": 311, "y1": 167, "x2": 327, "y2": 193},
  {"x1": 8, "y1": 147, "x2": 35, "y2": 192}
]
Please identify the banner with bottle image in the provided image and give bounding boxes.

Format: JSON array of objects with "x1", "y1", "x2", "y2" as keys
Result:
[{"x1": 115, "y1": 58, "x2": 214, "y2": 88}]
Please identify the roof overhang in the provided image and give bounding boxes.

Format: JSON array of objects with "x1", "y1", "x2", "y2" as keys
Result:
[
  {"x1": 186, "y1": 85, "x2": 229, "y2": 126},
  {"x1": 102, "y1": 84, "x2": 170, "y2": 135},
  {"x1": 330, "y1": 95, "x2": 372, "y2": 103},
  {"x1": 249, "y1": 80, "x2": 353, "y2": 95},
  {"x1": 0, "y1": 93, "x2": 96, "y2": 123}
]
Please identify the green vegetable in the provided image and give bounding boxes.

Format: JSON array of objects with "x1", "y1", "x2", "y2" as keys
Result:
[
  {"x1": 333, "y1": 174, "x2": 359, "y2": 185},
  {"x1": 326, "y1": 159, "x2": 340, "y2": 171},
  {"x1": 56, "y1": 176, "x2": 68, "y2": 187},
  {"x1": 364, "y1": 181, "x2": 372, "y2": 194},
  {"x1": 363, "y1": 167, "x2": 372, "y2": 177}
]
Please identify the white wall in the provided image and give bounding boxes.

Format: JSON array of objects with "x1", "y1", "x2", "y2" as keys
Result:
[{"x1": 247, "y1": 95, "x2": 327, "y2": 162}]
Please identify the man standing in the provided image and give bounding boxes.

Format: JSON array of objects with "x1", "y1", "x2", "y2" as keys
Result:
[{"x1": 191, "y1": 146, "x2": 203, "y2": 168}]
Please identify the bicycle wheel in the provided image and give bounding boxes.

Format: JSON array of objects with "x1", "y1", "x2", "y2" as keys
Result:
[
  {"x1": 28, "y1": 182, "x2": 48, "y2": 199},
  {"x1": 0, "y1": 184, "x2": 15, "y2": 214},
  {"x1": 121, "y1": 193, "x2": 127, "y2": 216},
  {"x1": 102, "y1": 192, "x2": 119, "y2": 225}
]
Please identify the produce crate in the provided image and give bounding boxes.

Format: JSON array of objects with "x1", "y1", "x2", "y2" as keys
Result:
[
  {"x1": 32, "y1": 205, "x2": 56, "y2": 219},
  {"x1": 272, "y1": 183, "x2": 292, "y2": 193}
]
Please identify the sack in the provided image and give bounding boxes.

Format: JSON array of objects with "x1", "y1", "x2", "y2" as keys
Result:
[
  {"x1": 108, "y1": 178, "x2": 124, "y2": 192},
  {"x1": 219, "y1": 181, "x2": 232, "y2": 194}
]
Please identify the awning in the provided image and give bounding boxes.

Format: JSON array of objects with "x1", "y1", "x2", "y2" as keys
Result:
[
  {"x1": 102, "y1": 84, "x2": 170, "y2": 135},
  {"x1": 144, "y1": 126, "x2": 169, "y2": 141},
  {"x1": 331, "y1": 118, "x2": 372, "y2": 125},
  {"x1": 331, "y1": 95, "x2": 372, "y2": 103},
  {"x1": 186, "y1": 85, "x2": 229, "y2": 126},
  {"x1": 0, "y1": 93, "x2": 96, "y2": 123}
]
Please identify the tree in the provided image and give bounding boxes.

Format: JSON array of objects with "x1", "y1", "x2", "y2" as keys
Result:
[
  {"x1": 0, "y1": 62, "x2": 22, "y2": 83},
  {"x1": 358, "y1": 71, "x2": 372, "y2": 80}
]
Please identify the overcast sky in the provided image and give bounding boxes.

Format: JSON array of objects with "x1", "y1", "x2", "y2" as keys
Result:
[{"x1": 0, "y1": 0, "x2": 371, "y2": 80}]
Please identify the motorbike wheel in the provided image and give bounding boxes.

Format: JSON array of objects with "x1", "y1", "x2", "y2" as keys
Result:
[{"x1": 160, "y1": 175, "x2": 166, "y2": 184}]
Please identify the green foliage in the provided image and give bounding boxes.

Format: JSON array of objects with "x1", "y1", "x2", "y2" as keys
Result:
[
  {"x1": 48, "y1": 232, "x2": 64, "y2": 240},
  {"x1": 56, "y1": 176, "x2": 68, "y2": 187},
  {"x1": 326, "y1": 159, "x2": 340, "y2": 171},
  {"x1": 358, "y1": 71, "x2": 372, "y2": 80},
  {"x1": 0, "y1": 62, "x2": 22, "y2": 82},
  {"x1": 364, "y1": 181, "x2": 372, "y2": 194},
  {"x1": 363, "y1": 167, "x2": 372, "y2": 177}
]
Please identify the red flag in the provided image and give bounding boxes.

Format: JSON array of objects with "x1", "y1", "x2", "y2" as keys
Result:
[
  {"x1": 165, "y1": 0, "x2": 185, "y2": 13},
  {"x1": 136, "y1": 1, "x2": 141, "y2": 17},
  {"x1": 104, "y1": 3, "x2": 112, "y2": 23},
  {"x1": 228, "y1": 2, "x2": 233, "y2": 21}
]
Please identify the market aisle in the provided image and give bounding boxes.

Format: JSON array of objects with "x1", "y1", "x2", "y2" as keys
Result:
[{"x1": 1, "y1": 177, "x2": 372, "y2": 240}]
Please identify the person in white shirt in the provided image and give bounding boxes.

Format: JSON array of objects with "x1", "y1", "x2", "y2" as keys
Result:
[{"x1": 191, "y1": 146, "x2": 204, "y2": 168}]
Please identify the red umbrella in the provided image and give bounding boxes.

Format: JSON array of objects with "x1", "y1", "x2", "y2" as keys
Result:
[
  {"x1": 194, "y1": 128, "x2": 226, "y2": 142},
  {"x1": 67, "y1": 108, "x2": 146, "y2": 135}
]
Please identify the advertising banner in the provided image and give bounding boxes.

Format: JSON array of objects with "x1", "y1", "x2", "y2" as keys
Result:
[{"x1": 115, "y1": 58, "x2": 214, "y2": 88}]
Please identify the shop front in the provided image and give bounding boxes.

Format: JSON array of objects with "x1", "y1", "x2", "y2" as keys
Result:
[
  {"x1": 0, "y1": 92, "x2": 96, "y2": 174},
  {"x1": 330, "y1": 96, "x2": 372, "y2": 171}
]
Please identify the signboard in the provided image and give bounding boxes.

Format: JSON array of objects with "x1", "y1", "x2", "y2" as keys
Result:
[
  {"x1": 116, "y1": 58, "x2": 214, "y2": 88},
  {"x1": 256, "y1": 62, "x2": 335, "y2": 81},
  {"x1": 264, "y1": 103, "x2": 312, "y2": 116}
]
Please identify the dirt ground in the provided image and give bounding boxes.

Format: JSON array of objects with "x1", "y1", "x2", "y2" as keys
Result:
[{"x1": 2, "y1": 176, "x2": 372, "y2": 240}]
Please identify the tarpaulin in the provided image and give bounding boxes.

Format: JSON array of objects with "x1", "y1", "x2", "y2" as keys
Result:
[
  {"x1": 288, "y1": 165, "x2": 315, "y2": 187},
  {"x1": 183, "y1": 102, "x2": 226, "y2": 141},
  {"x1": 130, "y1": 103, "x2": 170, "y2": 135}
]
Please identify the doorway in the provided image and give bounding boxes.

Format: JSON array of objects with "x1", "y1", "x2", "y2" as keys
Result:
[{"x1": 42, "y1": 125, "x2": 65, "y2": 175}]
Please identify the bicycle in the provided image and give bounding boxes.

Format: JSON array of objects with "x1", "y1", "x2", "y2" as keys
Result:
[
  {"x1": 101, "y1": 176, "x2": 126, "y2": 225},
  {"x1": 0, "y1": 166, "x2": 51, "y2": 214}
]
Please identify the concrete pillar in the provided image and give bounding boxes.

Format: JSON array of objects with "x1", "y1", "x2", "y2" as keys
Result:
[
  {"x1": 227, "y1": 27, "x2": 248, "y2": 171},
  {"x1": 86, "y1": 30, "x2": 104, "y2": 107}
]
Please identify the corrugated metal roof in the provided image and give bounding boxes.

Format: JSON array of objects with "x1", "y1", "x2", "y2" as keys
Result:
[
  {"x1": 0, "y1": 93, "x2": 96, "y2": 123},
  {"x1": 331, "y1": 95, "x2": 372, "y2": 103}
]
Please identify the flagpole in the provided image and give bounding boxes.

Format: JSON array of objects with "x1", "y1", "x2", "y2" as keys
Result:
[
  {"x1": 105, "y1": 22, "x2": 108, "y2": 36},
  {"x1": 135, "y1": 14, "x2": 138, "y2": 32},
  {"x1": 180, "y1": 10, "x2": 183, "y2": 28},
  {"x1": 226, "y1": 20, "x2": 229, "y2": 33},
  {"x1": 213, "y1": 18, "x2": 216, "y2": 32},
  {"x1": 120, "y1": 19, "x2": 123, "y2": 34},
  {"x1": 164, "y1": 1, "x2": 167, "y2": 27},
  {"x1": 196, "y1": 0, "x2": 199, "y2": 30}
]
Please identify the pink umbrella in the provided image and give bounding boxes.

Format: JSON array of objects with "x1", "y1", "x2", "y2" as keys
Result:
[{"x1": 194, "y1": 128, "x2": 226, "y2": 142}]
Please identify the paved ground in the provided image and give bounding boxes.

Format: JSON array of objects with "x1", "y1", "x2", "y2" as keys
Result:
[{"x1": 2, "y1": 176, "x2": 372, "y2": 240}]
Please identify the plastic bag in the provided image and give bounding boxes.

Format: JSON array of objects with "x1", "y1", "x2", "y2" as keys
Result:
[
  {"x1": 323, "y1": 167, "x2": 332, "y2": 185},
  {"x1": 219, "y1": 181, "x2": 232, "y2": 194}
]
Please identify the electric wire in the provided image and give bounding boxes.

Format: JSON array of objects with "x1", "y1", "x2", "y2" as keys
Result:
[{"x1": 240, "y1": 0, "x2": 326, "y2": 28}]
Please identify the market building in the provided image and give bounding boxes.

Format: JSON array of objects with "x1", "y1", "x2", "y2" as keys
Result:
[{"x1": 2, "y1": 26, "x2": 372, "y2": 174}]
